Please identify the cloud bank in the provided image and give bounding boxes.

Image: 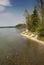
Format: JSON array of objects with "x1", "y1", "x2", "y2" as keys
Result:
[
  {"x1": 0, "y1": 0, "x2": 11, "y2": 6},
  {"x1": 0, "y1": 0, "x2": 11, "y2": 12}
]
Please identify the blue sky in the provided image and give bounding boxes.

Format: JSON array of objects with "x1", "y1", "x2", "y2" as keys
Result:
[{"x1": 0, "y1": 0, "x2": 36, "y2": 26}]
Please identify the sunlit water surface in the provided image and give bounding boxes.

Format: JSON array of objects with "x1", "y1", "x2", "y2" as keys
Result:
[{"x1": 0, "y1": 28, "x2": 44, "y2": 65}]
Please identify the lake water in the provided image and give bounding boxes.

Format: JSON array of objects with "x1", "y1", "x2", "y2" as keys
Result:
[{"x1": 0, "y1": 28, "x2": 44, "y2": 65}]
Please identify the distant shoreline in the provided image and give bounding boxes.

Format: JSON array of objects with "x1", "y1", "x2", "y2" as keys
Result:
[
  {"x1": 21, "y1": 33, "x2": 44, "y2": 44},
  {"x1": 0, "y1": 24, "x2": 25, "y2": 28},
  {"x1": 0, "y1": 26, "x2": 15, "y2": 28}
]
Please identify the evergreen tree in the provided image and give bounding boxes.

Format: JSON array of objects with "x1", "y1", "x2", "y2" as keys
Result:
[
  {"x1": 24, "y1": 9, "x2": 31, "y2": 30},
  {"x1": 31, "y1": 6, "x2": 40, "y2": 32},
  {"x1": 36, "y1": 0, "x2": 44, "y2": 28},
  {"x1": 36, "y1": 0, "x2": 44, "y2": 37}
]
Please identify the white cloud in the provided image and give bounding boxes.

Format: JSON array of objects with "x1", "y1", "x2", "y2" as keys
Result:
[
  {"x1": 0, "y1": 0, "x2": 11, "y2": 6},
  {"x1": 0, "y1": 0, "x2": 11, "y2": 12}
]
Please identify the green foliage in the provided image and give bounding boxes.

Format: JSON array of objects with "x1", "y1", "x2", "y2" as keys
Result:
[
  {"x1": 36, "y1": 0, "x2": 44, "y2": 28},
  {"x1": 31, "y1": 6, "x2": 40, "y2": 32},
  {"x1": 24, "y1": 9, "x2": 31, "y2": 30},
  {"x1": 15, "y1": 24, "x2": 26, "y2": 28},
  {"x1": 38, "y1": 28, "x2": 44, "y2": 37},
  {"x1": 36, "y1": 0, "x2": 44, "y2": 37}
]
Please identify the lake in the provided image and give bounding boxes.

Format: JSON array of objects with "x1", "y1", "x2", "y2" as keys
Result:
[{"x1": 0, "y1": 28, "x2": 44, "y2": 65}]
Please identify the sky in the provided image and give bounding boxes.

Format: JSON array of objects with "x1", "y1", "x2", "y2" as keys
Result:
[{"x1": 0, "y1": 0, "x2": 36, "y2": 26}]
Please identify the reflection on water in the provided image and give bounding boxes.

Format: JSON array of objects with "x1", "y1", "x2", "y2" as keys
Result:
[{"x1": 0, "y1": 28, "x2": 44, "y2": 65}]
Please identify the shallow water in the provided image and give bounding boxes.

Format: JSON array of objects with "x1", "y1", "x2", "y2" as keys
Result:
[{"x1": 0, "y1": 28, "x2": 44, "y2": 65}]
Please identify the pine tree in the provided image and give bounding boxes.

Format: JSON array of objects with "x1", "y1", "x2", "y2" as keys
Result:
[
  {"x1": 36, "y1": 0, "x2": 44, "y2": 37},
  {"x1": 36, "y1": 0, "x2": 44, "y2": 28},
  {"x1": 31, "y1": 6, "x2": 40, "y2": 32},
  {"x1": 24, "y1": 9, "x2": 31, "y2": 30}
]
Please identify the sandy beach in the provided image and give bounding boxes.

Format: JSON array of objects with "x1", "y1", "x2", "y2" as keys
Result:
[{"x1": 21, "y1": 33, "x2": 44, "y2": 44}]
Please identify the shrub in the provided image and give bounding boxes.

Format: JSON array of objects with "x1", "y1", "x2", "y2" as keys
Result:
[{"x1": 38, "y1": 28, "x2": 44, "y2": 37}]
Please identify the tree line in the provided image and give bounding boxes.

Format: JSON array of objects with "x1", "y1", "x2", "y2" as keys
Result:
[{"x1": 24, "y1": 0, "x2": 44, "y2": 37}]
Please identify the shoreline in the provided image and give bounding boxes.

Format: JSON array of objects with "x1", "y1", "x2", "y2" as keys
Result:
[{"x1": 21, "y1": 33, "x2": 44, "y2": 44}]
